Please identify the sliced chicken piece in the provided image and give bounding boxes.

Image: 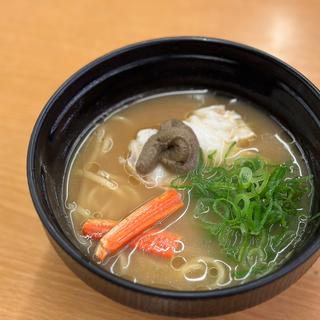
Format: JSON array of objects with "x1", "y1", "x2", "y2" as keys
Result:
[
  {"x1": 126, "y1": 105, "x2": 255, "y2": 187},
  {"x1": 184, "y1": 105, "x2": 255, "y2": 159}
]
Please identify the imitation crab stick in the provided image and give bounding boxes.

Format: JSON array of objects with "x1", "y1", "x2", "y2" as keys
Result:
[
  {"x1": 94, "y1": 189, "x2": 183, "y2": 262},
  {"x1": 82, "y1": 219, "x2": 117, "y2": 240},
  {"x1": 129, "y1": 229, "x2": 182, "y2": 259},
  {"x1": 82, "y1": 219, "x2": 181, "y2": 259}
]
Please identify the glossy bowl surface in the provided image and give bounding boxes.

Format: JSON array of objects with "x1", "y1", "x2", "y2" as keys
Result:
[{"x1": 27, "y1": 37, "x2": 320, "y2": 317}]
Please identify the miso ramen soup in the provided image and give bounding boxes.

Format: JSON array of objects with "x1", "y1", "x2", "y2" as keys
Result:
[{"x1": 65, "y1": 91, "x2": 313, "y2": 291}]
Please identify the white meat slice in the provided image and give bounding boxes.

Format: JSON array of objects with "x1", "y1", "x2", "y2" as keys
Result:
[
  {"x1": 184, "y1": 105, "x2": 255, "y2": 158},
  {"x1": 126, "y1": 105, "x2": 255, "y2": 187}
]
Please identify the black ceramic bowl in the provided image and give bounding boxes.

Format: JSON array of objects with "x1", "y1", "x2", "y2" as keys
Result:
[{"x1": 27, "y1": 37, "x2": 320, "y2": 317}]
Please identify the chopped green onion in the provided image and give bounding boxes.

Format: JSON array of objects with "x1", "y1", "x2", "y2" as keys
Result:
[{"x1": 171, "y1": 151, "x2": 313, "y2": 275}]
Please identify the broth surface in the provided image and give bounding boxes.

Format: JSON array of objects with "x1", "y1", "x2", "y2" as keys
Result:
[{"x1": 65, "y1": 91, "x2": 310, "y2": 290}]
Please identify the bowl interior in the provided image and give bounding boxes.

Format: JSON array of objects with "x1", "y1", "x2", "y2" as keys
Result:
[{"x1": 28, "y1": 38, "x2": 320, "y2": 294}]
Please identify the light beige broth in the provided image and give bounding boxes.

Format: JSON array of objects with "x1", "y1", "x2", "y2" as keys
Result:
[{"x1": 65, "y1": 91, "x2": 309, "y2": 290}]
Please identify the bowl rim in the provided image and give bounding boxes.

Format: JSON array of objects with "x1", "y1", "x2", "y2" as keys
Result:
[{"x1": 27, "y1": 36, "x2": 320, "y2": 299}]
